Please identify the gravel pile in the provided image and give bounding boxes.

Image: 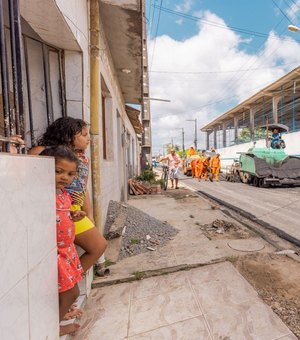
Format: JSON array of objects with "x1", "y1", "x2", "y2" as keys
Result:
[{"x1": 104, "y1": 200, "x2": 178, "y2": 259}]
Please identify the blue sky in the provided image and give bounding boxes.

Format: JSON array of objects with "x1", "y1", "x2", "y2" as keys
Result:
[{"x1": 146, "y1": 0, "x2": 300, "y2": 154}]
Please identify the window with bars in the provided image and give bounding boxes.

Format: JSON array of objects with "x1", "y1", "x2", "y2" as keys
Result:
[{"x1": 0, "y1": 0, "x2": 65, "y2": 151}]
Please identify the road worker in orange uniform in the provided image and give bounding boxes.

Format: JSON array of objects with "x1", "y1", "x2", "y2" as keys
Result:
[
  {"x1": 195, "y1": 152, "x2": 207, "y2": 181},
  {"x1": 190, "y1": 158, "x2": 197, "y2": 178},
  {"x1": 188, "y1": 145, "x2": 196, "y2": 157},
  {"x1": 201, "y1": 156, "x2": 209, "y2": 181},
  {"x1": 195, "y1": 154, "x2": 203, "y2": 181},
  {"x1": 210, "y1": 153, "x2": 221, "y2": 181}
]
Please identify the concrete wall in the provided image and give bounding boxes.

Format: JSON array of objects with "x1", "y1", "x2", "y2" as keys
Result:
[
  {"x1": 98, "y1": 17, "x2": 141, "y2": 225},
  {"x1": 0, "y1": 155, "x2": 58, "y2": 340},
  {"x1": 217, "y1": 130, "x2": 300, "y2": 169}
]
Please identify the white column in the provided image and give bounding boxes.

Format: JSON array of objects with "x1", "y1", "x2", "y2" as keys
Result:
[
  {"x1": 234, "y1": 114, "x2": 238, "y2": 144},
  {"x1": 272, "y1": 96, "x2": 280, "y2": 124},
  {"x1": 249, "y1": 109, "x2": 255, "y2": 141},
  {"x1": 222, "y1": 122, "x2": 227, "y2": 147}
]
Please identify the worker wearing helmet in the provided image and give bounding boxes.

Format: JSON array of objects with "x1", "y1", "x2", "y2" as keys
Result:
[
  {"x1": 210, "y1": 153, "x2": 221, "y2": 182},
  {"x1": 195, "y1": 152, "x2": 203, "y2": 181},
  {"x1": 202, "y1": 156, "x2": 210, "y2": 181},
  {"x1": 188, "y1": 145, "x2": 196, "y2": 157}
]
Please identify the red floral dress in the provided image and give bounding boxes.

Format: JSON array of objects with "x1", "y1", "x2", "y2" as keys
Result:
[{"x1": 56, "y1": 190, "x2": 83, "y2": 293}]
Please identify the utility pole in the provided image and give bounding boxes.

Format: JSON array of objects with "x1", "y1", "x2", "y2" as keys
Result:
[
  {"x1": 176, "y1": 127, "x2": 185, "y2": 155},
  {"x1": 186, "y1": 118, "x2": 198, "y2": 150},
  {"x1": 182, "y1": 128, "x2": 185, "y2": 154}
]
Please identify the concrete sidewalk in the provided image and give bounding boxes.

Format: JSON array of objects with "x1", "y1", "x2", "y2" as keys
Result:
[{"x1": 73, "y1": 188, "x2": 296, "y2": 340}]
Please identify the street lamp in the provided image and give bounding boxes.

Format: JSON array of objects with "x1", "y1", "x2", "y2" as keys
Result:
[
  {"x1": 288, "y1": 24, "x2": 300, "y2": 32},
  {"x1": 186, "y1": 118, "x2": 198, "y2": 150}
]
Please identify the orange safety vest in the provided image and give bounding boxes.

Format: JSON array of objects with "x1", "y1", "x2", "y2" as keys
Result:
[
  {"x1": 210, "y1": 156, "x2": 220, "y2": 168},
  {"x1": 188, "y1": 148, "x2": 196, "y2": 156}
]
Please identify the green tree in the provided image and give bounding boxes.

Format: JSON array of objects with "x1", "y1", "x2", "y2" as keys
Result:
[{"x1": 238, "y1": 128, "x2": 251, "y2": 143}]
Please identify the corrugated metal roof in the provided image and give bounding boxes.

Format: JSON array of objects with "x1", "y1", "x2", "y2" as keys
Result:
[{"x1": 201, "y1": 66, "x2": 300, "y2": 131}]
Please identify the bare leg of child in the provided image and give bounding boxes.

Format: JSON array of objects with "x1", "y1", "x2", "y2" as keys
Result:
[
  {"x1": 59, "y1": 285, "x2": 81, "y2": 336},
  {"x1": 75, "y1": 227, "x2": 107, "y2": 273}
]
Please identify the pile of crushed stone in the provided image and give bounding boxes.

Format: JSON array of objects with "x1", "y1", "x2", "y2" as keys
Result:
[{"x1": 104, "y1": 200, "x2": 178, "y2": 259}]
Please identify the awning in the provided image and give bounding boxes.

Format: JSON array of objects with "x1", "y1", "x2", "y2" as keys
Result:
[{"x1": 125, "y1": 105, "x2": 143, "y2": 134}]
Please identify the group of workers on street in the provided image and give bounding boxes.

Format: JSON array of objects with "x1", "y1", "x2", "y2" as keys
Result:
[
  {"x1": 187, "y1": 146, "x2": 221, "y2": 182},
  {"x1": 157, "y1": 145, "x2": 221, "y2": 189}
]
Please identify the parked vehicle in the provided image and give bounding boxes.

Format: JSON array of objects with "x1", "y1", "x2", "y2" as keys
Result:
[{"x1": 183, "y1": 155, "x2": 200, "y2": 176}]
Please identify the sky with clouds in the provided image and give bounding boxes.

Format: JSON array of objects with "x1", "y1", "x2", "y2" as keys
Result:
[{"x1": 146, "y1": 0, "x2": 300, "y2": 155}]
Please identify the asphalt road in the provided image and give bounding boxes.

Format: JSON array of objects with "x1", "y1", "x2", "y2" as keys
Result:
[{"x1": 179, "y1": 173, "x2": 300, "y2": 246}]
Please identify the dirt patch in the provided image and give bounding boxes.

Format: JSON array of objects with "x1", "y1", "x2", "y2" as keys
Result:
[
  {"x1": 163, "y1": 187, "x2": 199, "y2": 200},
  {"x1": 233, "y1": 253, "x2": 300, "y2": 338},
  {"x1": 200, "y1": 219, "x2": 253, "y2": 240}
]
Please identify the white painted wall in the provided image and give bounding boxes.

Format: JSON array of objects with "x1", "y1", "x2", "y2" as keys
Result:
[
  {"x1": 98, "y1": 17, "x2": 141, "y2": 225},
  {"x1": 217, "y1": 130, "x2": 300, "y2": 169},
  {"x1": 0, "y1": 154, "x2": 58, "y2": 340}
]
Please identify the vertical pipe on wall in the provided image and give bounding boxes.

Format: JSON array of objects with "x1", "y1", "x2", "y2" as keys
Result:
[
  {"x1": 8, "y1": 0, "x2": 19, "y2": 135},
  {"x1": 12, "y1": 0, "x2": 24, "y2": 136},
  {"x1": 90, "y1": 0, "x2": 103, "y2": 232},
  {"x1": 0, "y1": 0, "x2": 11, "y2": 137},
  {"x1": 23, "y1": 37, "x2": 35, "y2": 144}
]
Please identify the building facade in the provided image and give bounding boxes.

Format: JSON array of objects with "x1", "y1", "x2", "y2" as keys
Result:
[
  {"x1": 0, "y1": 0, "x2": 147, "y2": 338},
  {"x1": 201, "y1": 67, "x2": 300, "y2": 168}
]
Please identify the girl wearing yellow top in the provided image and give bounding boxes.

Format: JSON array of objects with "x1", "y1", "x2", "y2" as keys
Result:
[{"x1": 29, "y1": 117, "x2": 107, "y2": 274}]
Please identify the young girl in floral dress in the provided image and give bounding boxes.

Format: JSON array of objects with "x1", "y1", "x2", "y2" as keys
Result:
[
  {"x1": 41, "y1": 145, "x2": 85, "y2": 336},
  {"x1": 29, "y1": 117, "x2": 107, "y2": 275}
]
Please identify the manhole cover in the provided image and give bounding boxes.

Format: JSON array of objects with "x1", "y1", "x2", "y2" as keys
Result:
[{"x1": 227, "y1": 239, "x2": 265, "y2": 252}]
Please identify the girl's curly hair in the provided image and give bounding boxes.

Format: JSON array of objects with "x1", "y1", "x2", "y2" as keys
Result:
[{"x1": 37, "y1": 117, "x2": 88, "y2": 148}]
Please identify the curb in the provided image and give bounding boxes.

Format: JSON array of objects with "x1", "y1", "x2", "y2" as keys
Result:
[
  {"x1": 92, "y1": 256, "x2": 230, "y2": 289},
  {"x1": 196, "y1": 189, "x2": 300, "y2": 249}
]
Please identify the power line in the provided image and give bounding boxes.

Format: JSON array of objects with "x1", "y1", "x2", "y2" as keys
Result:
[
  {"x1": 150, "y1": 0, "x2": 163, "y2": 70},
  {"x1": 149, "y1": 0, "x2": 158, "y2": 37},
  {"x1": 149, "y1": 3, "x2": 300, "y2": 128},
  {"x1": 272, "y1": 0, "x2": 294, "y2": 24},
  {"x1": 152, "y1": 4, "x2": 300, "y2": 43},
  {"x1": 149, "y1": 4, "x2": 293, "y2": 110},
  {"x1": 290, "y1": 0, "x2": 300, "y2": 10},
  {"x1": 150, "y1": 62, "x2": 297, "y2": 74}
]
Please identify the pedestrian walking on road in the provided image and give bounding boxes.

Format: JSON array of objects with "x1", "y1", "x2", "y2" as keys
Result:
[{"x1": 159, "y1": 148, "x2": 181, "y2": 189}]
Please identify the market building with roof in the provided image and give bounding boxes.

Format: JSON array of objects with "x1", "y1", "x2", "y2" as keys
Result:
[{"x1": 201, "y1": 66, "x2": 300, "y2": 167}]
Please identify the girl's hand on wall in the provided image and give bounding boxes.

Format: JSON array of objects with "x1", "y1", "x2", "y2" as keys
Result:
[{"x1": 9, "y1": 135, "x2": 25, "y2": 154}]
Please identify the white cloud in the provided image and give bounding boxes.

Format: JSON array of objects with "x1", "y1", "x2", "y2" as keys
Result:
[
  {"x1": 175, "y1": 18, "x2": 184, "y2": 25},
  {"x1": 286, "y1": 0, "x2": 300, "y2": 21},
  {"x1": 175, "y1": 0, "x2": 194, "y2": 13},
  {"x1": 148, "y1": 10, "x2": 300, "y2": 155}
]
